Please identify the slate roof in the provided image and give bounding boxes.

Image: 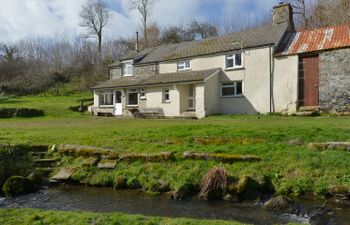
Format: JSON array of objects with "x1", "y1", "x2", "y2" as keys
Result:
[
  {"x1": 91, "y1": 68, "x2": 221, "y2": 89},
  {"x1": 109, "y1": 22, "x2": 289, "y2": 67},
  {"x1": 275, "y1": 24, "x2": 350, "y2": 56}
]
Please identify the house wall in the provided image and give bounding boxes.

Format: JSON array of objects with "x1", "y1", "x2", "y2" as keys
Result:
[
  {"x1": 145, "y1": 85, "x2": 180, "y2": 117},
  {"x1": 133, "y1": 64, "x2": 158, "y2": 76},
  {"x1": 109, "y1": 64, "x2": 157, "y2": 80},
  {"x1": 204, "y1": 71, "x2": 220, "y2": 115},
  {"x1": 159, "y1": 47, "x2": 299, "y2": 115},
  {"x1": 319, "y1": 48, "x2": 350, "y2": 112},
  {"x1": 273, "y1": 55, "x2": 299, "y2": 113},
  {"x1": 110, "y1": 68, "x2": 122, "y2": 79},
  {"x1": 159, "y1": 47, "x2": 270, "y2": 114}
]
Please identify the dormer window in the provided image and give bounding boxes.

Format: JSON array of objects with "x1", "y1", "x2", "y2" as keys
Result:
[
  {"x1": 122, "y1": 61, "x2": 133, "y2": 77},
  {"x1": 177, "y1": 60, "x2": 191, "y2": 71}
]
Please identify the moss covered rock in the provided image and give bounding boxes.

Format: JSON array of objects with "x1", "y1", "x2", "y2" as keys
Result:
[
  {"x1": 2, "y1": 176, "x2": 36, "y2": 197},
  {"x1": 236, "y1": 176, "x2": 261, "y2": 199},
  {"x1": 113, "y1": 176, "x2": 128, "y2": 189},
  {"x1": 263, "y1": 195, "x2": 297, "y2": 214},
  {"x1": 328, "y1": 185, "x2": 350, "y2": 199}
]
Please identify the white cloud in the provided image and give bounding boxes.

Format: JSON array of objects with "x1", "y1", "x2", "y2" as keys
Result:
[{"x1": 0, "y1": 0, "x2": 281, "y2": 42}]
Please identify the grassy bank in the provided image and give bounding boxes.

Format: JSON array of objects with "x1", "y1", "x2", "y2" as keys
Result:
[
  {"x1": 0, "y1": 208, "x2": 305, "y2": 225},
  {"x1": 0, "y1": 94, "x2": 349, "y2": 197}
]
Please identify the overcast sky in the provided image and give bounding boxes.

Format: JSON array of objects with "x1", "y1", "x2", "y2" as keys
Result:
[{"x1": 0, "y1": 0, "x2": 280, "y2": 42}]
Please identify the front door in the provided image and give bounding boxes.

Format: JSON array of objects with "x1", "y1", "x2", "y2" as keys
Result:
[
  {"x1": 188, "y1": 85, "x2": 195, "y2": 111},
  {"x1": 114, "y1": 91, "x2": 122, "y2": 116},
  {"x1": 298, "y1": 55, "x2": 319, "y2": 107}
]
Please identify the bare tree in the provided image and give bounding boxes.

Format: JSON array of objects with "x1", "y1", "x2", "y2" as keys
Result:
[
  {"x1": 129, "y1": 0, "x2": 158, "y2": 48},
  {"x1": 79, "y1": 0, "x2": 110, "y2": 59},
  {"x1": 221, "y1": 10, "x2": 271, "y2": 34},
  {"x1": 188, "y1": 20, "x2": 218, "y2": 39}
]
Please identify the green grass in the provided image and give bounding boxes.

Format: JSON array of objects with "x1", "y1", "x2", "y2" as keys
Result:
[
  {"x1": 0, "y1": 208, "x2": 251, "y2": 225},
  {"x1": 0, "y1": 94, "x2": 350, "y2": 196}
]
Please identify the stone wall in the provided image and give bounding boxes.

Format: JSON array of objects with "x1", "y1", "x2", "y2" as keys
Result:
[
  {"x1": 110, "y1": 68, "x2": 122, "y2": 79},
  {"x1": 109, "y1": 64, "x2": 157, "y2": 80},
  {"x1": 134, "y1": 64, "x2": 158, "y2": 76},
  {"x1": 319, "y1": 48, "x2": 350, "y2": 112}
]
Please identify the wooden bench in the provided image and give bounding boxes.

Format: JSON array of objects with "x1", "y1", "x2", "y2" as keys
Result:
[{"x1": 135, "y1": 108, "x2": 164, "y2": 119}]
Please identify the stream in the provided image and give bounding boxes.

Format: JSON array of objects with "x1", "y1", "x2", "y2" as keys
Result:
[{"x1": 0, "y1": 185, "x2": 349, "y2": 225}]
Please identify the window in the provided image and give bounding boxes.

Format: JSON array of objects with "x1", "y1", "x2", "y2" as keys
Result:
[
  {"x1": 127, "y1": 89, "x2": 138, "y2": 106},
  {"x1": 163, "y1": 89, "x2": 170, "y2": 102},
  {"x1": 140, "y1": 88, "x2": 146, "y2": 100},
  {"x1": 177, "y1": 60, "x2": 191, "y2": 71},
  {"x1": 99, "y1": 92, "x2": 114, "y2": 106},
  {"x1": 221, "y1": 81, "x2": 243, "y2": 97},
  {"x1": 122, "y1": 61, "x2": 133, "y2": 77},
  {"x1": 226, "y1": 53, "x2": 242, "y2": 69}
]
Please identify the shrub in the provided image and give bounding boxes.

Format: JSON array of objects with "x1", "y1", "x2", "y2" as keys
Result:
[{"x1": 0, "y1": 108, "x2": 44, "y2": 118}]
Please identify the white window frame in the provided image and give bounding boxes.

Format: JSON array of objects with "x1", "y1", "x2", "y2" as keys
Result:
[
  {"x1": 226, "y1": 52, "x2": 243, "y2": 69},
  {"x1": 221, "y1": 81, "x2": 243, "y2": 97},
  {"x1": 162, "y1": 89, "x2": 170, "y2": 103},
  {"x1": 139, "y1": 88, "x2": 146, "y2": 100},
  {"x1": 122, "y1": 60, "x2": 133, "y2": 77},
  {"x1": 177, "y1": 60, "x2": 191, "y2": 71},
  {"x1": 127, "y1": 89, "x2": 138, "y2": 106},
  {"x1": 99, "y1": 91, "x2": 114, "y2": 106}
]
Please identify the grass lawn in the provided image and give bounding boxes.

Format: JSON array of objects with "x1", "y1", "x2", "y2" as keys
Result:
[
  {"x1": 0, "y1": 94, "x2": 349, "y2": 196},
  {"x1": 0, "y1": 208, "x2": 253, "y2": 225}
]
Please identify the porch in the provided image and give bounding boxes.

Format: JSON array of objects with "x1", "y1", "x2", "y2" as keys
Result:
[{"x1": 91, "y1": 83, "x2": 205, "y2": 119}]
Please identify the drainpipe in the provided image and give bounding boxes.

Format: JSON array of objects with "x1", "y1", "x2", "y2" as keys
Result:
[{"x1": 269, "y1": 44, "x2": 275, "y2": 113}]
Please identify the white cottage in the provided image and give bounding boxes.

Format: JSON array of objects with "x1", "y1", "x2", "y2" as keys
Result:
[{"x1": 91, "y1": 3, "x2": 320, "y2": 118}]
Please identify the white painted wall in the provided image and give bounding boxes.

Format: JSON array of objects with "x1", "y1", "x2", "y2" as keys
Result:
[
  {"x1": 204, "y1": 72, "x2": 220, "y2": 115},
  {"x1": 273, "y1": 55, "x2": 299, "y2": 113},
  {"x1": 158, "y1": 46, "x2": 299, "y2": 115},
  {"x1": 145, "y1": 85, "x2": 181, "y2": 117}
]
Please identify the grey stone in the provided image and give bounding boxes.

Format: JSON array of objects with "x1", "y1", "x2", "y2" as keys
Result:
[
  {"x1": 320, "y1": 49, "x2": 350, "y2": 113},
  {"x1": 97, "y1": 159, "x2": 117, "y2": 169},
  {"x1": 51, "y1": 168, "x2": 75, "y2": 180}
]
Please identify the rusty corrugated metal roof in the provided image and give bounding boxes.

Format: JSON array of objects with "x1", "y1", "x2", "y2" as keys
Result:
[{"x1": 275, "y1": 24, "x2": 350, "y2": 56}]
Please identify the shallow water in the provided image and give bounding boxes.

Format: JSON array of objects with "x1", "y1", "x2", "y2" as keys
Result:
[{"x1": 0, "y1": 185, "x2": 349, "y2": 225}]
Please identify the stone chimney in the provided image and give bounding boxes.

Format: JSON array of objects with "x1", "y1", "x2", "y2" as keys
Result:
[{"x1": 273, "y1": 3, "x2": 294, "y2": 31}]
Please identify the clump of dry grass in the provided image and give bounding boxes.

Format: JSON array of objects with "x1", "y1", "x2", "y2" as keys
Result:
[{"x1": 199, "y1": 167, "x2": 229, "y2": 200}]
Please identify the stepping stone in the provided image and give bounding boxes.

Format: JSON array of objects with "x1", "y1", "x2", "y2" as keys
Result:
[
  {"x1": 308, "y1": 142, "x2": 350, "y2": 151},
  {"x1": 183, "y1": 151, "x2": 261, "y2": 163},
  {"x1": 51, "y1": 168, "x2": 75, "y2": 181},
  {"x1": 97, "y1": 159, "x2": 117, "y2": 169},
  {"x1": 34, "y1": 158, "x2": 58, "y2": 167},
  {"x1": 82, "y1": 157, "x2": 99, "y2": 166}
]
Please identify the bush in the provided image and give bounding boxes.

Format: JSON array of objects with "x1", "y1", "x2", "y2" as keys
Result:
[
  {"x1": 0, "y1": 108, "x2": 44, "y2": 118},
  {"x1": 2, "y1": 176, "x2": 36, "y2": 197},
  {"x1": 0, "y1": 108, "x2": 16, "y2": 118},
  {"x1": 0, "y1": 145, "x2": 33, "y2": 189},
  {"x1": 15, "y1": 108, "x2": 45, "y2": 117}
]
